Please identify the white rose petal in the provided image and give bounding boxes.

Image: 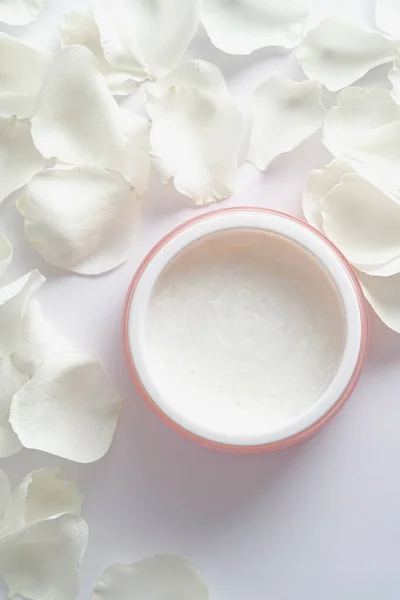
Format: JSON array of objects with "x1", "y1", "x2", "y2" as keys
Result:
[
  {"x1": 0, "y1": 33, "x2": 50, "y2": 119},
  {"x1": 0, "y1": 233, "x2": 12, "y2": 277},
  {"x1": 0, "y1": 470, "x2": 11, "y2": 522},
  {"x1": 0, "y1": 117, "x2": 45, "y2": 205},
  {"x1": 93, "y1": 0, "x2": 200, "y2": 80},
  {"x1": 17, "y1": 166, "x2": 141, "y2": 275},
  {"x1": 0, "y1": 270, "x2": 45, "y2": 359},
  {"x1": 146, "y1": 82, "x2": 242, "y2": 204},
  {"x1": 93, "y1": 555, "x2": 209, "y2": 600},
  {"x1": 150, "y1": 60, "x2": 228, "y2": 97},
  {"x1": 375, "y1": 0, "x2": 400, "y2": 39},
  {"x1": 0, "y1": 514, "x2": 88, "y2": 600},
  {"x1": 59, "y1": 8, "x2": 138, "y2": 96},
  {"x1": 357, "y1": 270, "x2": 400, "y2": 333},
  {"x1": 321, "y1": 173, "x2": 400, "y2": 276},
  {"x1": 10, "y1": 352, "x2": 125, "y2": 463},
  {"x1": 297, "y1": 17, "x2": 397, "y2": 91},
  {"x1": 0, "y1": 355, "x2": 26, "y2": 457},
  {"x1": 247, "y1": 77, "x2": 326, "y2": 171},
  {"x1": 201, "y1": 0, "x2": 313, "y2": 55},
  {"x1": 0, "y1": 0, "x2": 45, "y2": 26},
  {"x1": 302, "y1": 159, "x2": 354, "y2": 231},
  {"x1": 31, "y1": 46, "x2": 150, "y2": 193},
  {"x1": 389, "y1": 52, "x2": 400, "y2": 102},
  {"x1": 324, "y1": 87, "x2": 400, "y2": 191}
]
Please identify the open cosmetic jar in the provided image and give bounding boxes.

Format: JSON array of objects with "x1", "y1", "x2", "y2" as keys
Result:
[{"x1": 123, "y1": 208, "x2": 368, "y2": 452}]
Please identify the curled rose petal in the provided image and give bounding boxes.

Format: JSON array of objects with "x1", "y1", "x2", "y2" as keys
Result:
[
  {"x1": 31, "y1": 46, "x2": 150, "y2": 193},
  {"x1": 146, "y1": 74, "x2": 242, "y2": 204},
  {"x1": 389, "y1": 52, "x2": 400, "y2": 102},
  {"x1": 10, "y1": 352, "x2": 124, "y2": 463},
  {"x1": 302, "y1": 159, "x2": 354, "y2": 231},
  {"x1": 321, "y1": 173, "x2": 400, "y2": 276},
  {"x1": 0, "y1": 0, "x2": 45, "y2": 26},
  {"x1": 17, "y1": 166, "x2": 141, "y2": 275},
  {"x1": 93, "y1": 555, "x2": 209, "y2": 600},
  {"x1": 201, "y1": 0, "x2": 313, "y2": 54},
  {"x1": 0, "y1": 233, "x2": 12, "y2": 277},
  {"x1": 0, "y1": 33, "x2": 50, "y2": 119},
  {"x1": 93, "y1": 0, "x2": 200, "y2": 80},
  {"x1": 247, "y1": 77, "x2": 326, "y2": 171},
  {"x1": 0, "y1": 356, "x2": 26, "y2": 457},
  {"x1": 0, "y1": 514, "x2": 88, "y2": 600},
  {"x1": 297, "y1": 17, "x2": 397, "y2": 91},
  {"x1": 0, "y1": 117, "x2": 45, "y2": 204},
  {"x1": 375, "y1": 0, "x2": 400, "y2": 39},
  {"x1": 0, "y1": 470, "x2": 11, "y2": 521},
  {"x1": 59, "y1": 8, "x2": 138, "y2": 96},
  {"x1": 357, "y1": 270, "x2": 400, "y2": 333}
]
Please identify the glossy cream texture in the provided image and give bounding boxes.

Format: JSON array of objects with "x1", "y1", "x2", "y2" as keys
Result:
[{"x1": 145, "y1": 229, "x2": 346, "y2": 439}]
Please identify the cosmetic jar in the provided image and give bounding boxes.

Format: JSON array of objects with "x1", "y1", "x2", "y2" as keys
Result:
[{"x1": 123, "y1": 208, "x2": 368, "y2": 452}]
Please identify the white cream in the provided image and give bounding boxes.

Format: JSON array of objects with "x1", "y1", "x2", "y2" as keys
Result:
[{"x1": 144, "y1": 229, "x2": 346, "y2": 440}]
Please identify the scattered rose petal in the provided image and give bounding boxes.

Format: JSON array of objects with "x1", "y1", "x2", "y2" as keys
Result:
[
  {"x1": 59, "y1": 8, "x2": 138, "y2": 96},
  {"x1": 247, "y1": 77, "x2": 326, "y2": 171},
  {"x1": 0, "y1": 233, "x2": 12, "y2": 277},
  {"x1": 375, "y1": 0, "x2": 400, "y2": 39},
  {"x1": 297, "y1": 17, "x2": 397, "y2": 91},
  {"x1": 323, "y1": 87, "x2": 400, "y2": 192},
  {"x1": 93, "y1": 0, "x2": 200, "y2": 80},
  {"x1": 302, "y1": 159, "x2": 354, "y2": 231},
  {"x1": 0, "y1": 355, "x2": 26, "y2": 457},
  {"x1": 321, "y1": 173, "x2": 400, "y2": 276},
  {"x1": 150, "y1": 60, "x2": 228, "y2": 97},
  {"x1": 0, "y1": 514, "x2": 88, "y2": 600},
  {"x1": 389, "y1": 52, "x2": 400, "y2": 102},
  {"x1": 201, "y1": 0, "x2": 312, "y2": 54},
  {"x1": 93, "y1": 555, "x2": 209, "y2": 600},
  {"x1": 0, "y1": 470, "x2": 11, "y2": 521},
  {"x1": 357, "y1": 270, "x2": 400, "y2": 333},
  {"x1": 10, "y1": 352, "x2": 125, "y2": 463},
  {"x1": 0, "y1": 117, "x2": 45, "y2": 204},
  {"x1": 0, "y1": 33, "x2": 50, "y2": 119},
  {"x1": 0, "y1": 0, "x2": 45, "y2": 26},
  {"x1": 146, "y1": 78, "x2": 242, "y2": 204},
  {"x1": 31, "y1": 46, "x2": 150, "y2": 193},
  {"x1": 17, "y1": 166, "x2": 141, "y2": 275},
  {"x1": 0, "y1": 270, "x2": 45, "y2": 359}
]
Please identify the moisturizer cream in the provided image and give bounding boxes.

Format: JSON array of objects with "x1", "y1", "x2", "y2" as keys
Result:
[{"x1": 124, "y1": 209, "x2": 368, "y2": 451}]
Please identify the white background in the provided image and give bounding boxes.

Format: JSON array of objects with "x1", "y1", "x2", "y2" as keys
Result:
[{"x1": 2, "y1": 0, "x2": 400, "y2": 598}]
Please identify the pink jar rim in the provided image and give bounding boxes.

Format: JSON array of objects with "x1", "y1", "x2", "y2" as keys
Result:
[{"x1": 123, "y1": 207, "x2": 369, "y2": 453}]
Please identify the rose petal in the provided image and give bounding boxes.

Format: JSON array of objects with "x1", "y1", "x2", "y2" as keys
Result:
[
  {"x1": 321, "y1": 172, "x2": 400, "y2": 276},
  {"x1": 17, "y1": 166, "x2": 141, "y2": 275},
  {"x1": 0, "y1": 0, "x2": 45, "y2": 26},
  {"x1": 0, "y1": 270, "x2": 45, "y2": 359},
  {"x1": 0, "y1": 514, "x2": 88, "y2": 600},
  {"x1": 59, "y1": 9, "x2": 138, "y2": 96},
  {"x1": 10, "y1": 352, "x2": 124, "y2": 463},
  {"x1": 0, "y1": 117, "x2": 45, "y2": 204},
  {"x1": 1, "y1": 469, "x2": 83, "y2": 537},
  {"x1": 247, "y1": 77, "x2": 326, "y2": 171},
  {"x1": 302, "y1": 159, "x2": 354, "y2": 231},
  {"x1": 0, "y1": 470, "x2": 11, "y2": 522},
  {"x1": 389, "y1": 52, "x2": 400, "y2": 102},
  {"x1": 0, "y1": 356, "x2": 26, "y2": 457},
  {"x1": 297, "y1": 17, "x2": 397, "y2": 91},
  {"x1": 31, "y1": 46, "x2": 150, "y2": 193},
  {"x1": 93, "y1": 0, "x2": 200, "y2": 80},
  {"x1": 201, "y1": 0, "x2": 312, "y2": 54},
  {"x1": 146, "y1": 81, "x2": 242, "y2": 204},
  {"x1": 0, "y1": 33, "x2": 50, "y2": 118},
  {"x1": 323, "y1": 87, "x2": 400, "y2": 192},
  {"x1": 149, "y1": 60, "x2": 228, "y2": 97},
  {"x1": 93, "y1": 555, "x2": 209, "y2": 600},
  {"x1": 375, "y1": 0, "x2": 400, "y2": 39},
  {"x1": 0, "y1": 233, "x2": 12, "y2": 277},
  {"x1": 357, "y1": 270, "x2": 400, "y2": 333}
]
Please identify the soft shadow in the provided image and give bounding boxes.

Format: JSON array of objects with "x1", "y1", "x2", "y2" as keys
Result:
[{"x1": 366, "y1": 306, "x2": 400, "y2": 367}]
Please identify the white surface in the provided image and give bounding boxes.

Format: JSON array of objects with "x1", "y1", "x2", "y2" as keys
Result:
[
  {"x1": 2, "y1": 0, "x2": 400, "y2": 599},
  {"x1": 129, "y1": 211, "x2": 361, "y2": 445}
]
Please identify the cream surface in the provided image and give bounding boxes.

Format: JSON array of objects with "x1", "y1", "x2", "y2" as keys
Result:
[{"x1": 145, "y1": 229, "x2": 346, "y2": 439}]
